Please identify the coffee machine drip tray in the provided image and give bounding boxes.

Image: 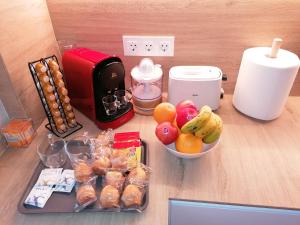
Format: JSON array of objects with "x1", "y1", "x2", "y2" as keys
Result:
[
  {"x1": 97, "y1": 102, "x2": 133, "y2": 122},
  {"x1": 95, "y1": 102, "x2": 134, "y2": 129}
]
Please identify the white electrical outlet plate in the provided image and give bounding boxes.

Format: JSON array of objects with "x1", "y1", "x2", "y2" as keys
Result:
[{"x1": 122, "y1": 35, "x2": 175, "y2": 56}]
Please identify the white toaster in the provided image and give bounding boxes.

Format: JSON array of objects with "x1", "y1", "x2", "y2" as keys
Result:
[{"x1": 168, "y1": 66, "x2": 224, "y2": 110}]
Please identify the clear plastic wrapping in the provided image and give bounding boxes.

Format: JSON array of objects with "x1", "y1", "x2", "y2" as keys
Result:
[
  {"x1": 103, "y1": 171, "x2": 125, "y2": 191},
  {"x1": 99, "y1": 185, "x2": 121, "y2": 210},
  {"x1": 121, "y1": 184, "x2": 145, "y2": 210},
  {"x1": 110, "y1": 149, "x2": 131, "y2": 171},
  {"x1": 74, "y1": 161, "x2": 94, "y2": 183},
  {"x1": 126, "y1": 163, "x2": 151, "y2": 187},
  {"x1": 74, "y1": 176, "x2": 97, "y2": 212},
  {"x1": 62, "y1": 130, "x2": 151, "y2": 213},
  {"x1": 91, "y1": 155, "x2": 111, "y2": 176}
]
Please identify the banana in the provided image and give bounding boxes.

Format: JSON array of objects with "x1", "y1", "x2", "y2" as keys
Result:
[
  {"x1": 195, "y1": 113, "x2": 218, "y2": 138},
  {"x1": 181, "y1": 105, "x2": 212, "y2": 134},
  {"x1": 194, "y1": 105, "x2": 213, "y2": 129},
  {"x1": 203, "y1": 114, "x2": 223, "y2": 144}
]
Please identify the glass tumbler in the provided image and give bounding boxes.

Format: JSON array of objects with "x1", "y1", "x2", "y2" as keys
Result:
[
  {"x1": 114, "y1": 90, "x2": 131, "y2": 109},
  {"x1": 37, "y1": 134, "x2": 67, "y2": 168},
  {"x1": 102, "y1": 95, "x2": 119, "y2": 116},
  {"x1": 65, "y1": 135, "x2": 92, "y2": 167}
]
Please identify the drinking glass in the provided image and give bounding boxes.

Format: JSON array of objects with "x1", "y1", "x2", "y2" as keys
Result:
[
  {"x1": 114, "y1": 90, "x2": 131, "y2": 109},
  {"x1": 102, "y1": 95, "x2": 119, "y2": 116},
  {"x1": 37, "y1": 134, "x2": 67, "y2": 168},
  {"x1": 65, "y1": 134, "x2": 92, "y2": 167}
]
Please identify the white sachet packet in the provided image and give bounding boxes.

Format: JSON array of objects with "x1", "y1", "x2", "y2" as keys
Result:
[
  {"x1": 24, "y1": 185, "x2": 53, "y2": 208},
  {"x1": 54, "y1": 169, "x2": 75, "y2": 193},
  {"x1": 35, "y1": 168, "x2": 63, "y2": 187}
]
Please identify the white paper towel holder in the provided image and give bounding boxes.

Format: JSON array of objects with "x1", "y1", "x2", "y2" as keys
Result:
[{"x1": 233, "y1": 38, "x2": 300, "y2": 121}]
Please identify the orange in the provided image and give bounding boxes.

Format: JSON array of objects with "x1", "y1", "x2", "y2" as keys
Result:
[
  {"x1": 153, "y1": 102, "x2": 176, "y2": 124},
  {"x1": 172, "y1": 119, "x2": 181, "y2": 134},
  {"x1": 175, "y1": 133, "x2": 203, "y2": 154}
]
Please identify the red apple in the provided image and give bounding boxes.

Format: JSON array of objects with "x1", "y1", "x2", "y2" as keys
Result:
[
  {"x1": 176, "y1": 100, "x2": 197, "y2": 113},
  {"x1": 176, "y1": 107, "x2": 198, "y2": 128},
  {"x1": 155, "y1": 122, "x2": 179, "y2": 145}
]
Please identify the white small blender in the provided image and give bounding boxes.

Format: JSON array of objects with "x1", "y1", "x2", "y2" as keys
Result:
[{"x1": 131, "y1": 58, "x2": 163, "y2": 115}]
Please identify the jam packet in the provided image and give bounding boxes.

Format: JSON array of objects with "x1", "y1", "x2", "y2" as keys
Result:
[
  {"x1": 54, "y1": 169, "x2": 75, "y2": 193},
  {"x1": 35, "y1": 168, "x2": 63, "y2": 187},
  {"x1": 24, "y1": 185, "x2": 53, "y2": 208},
  {"x1": 112, "y1": 132, "x2": 142, "y2": 170}
]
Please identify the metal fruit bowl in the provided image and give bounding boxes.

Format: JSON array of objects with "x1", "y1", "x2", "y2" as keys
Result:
[{"x1": 163, "y1": 138, "x2": 220, "y2": 159}]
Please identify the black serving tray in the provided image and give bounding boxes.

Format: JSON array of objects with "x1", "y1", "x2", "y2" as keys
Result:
[{"x1": 18, "y1": 141, "x2": 148, "y2": 214}]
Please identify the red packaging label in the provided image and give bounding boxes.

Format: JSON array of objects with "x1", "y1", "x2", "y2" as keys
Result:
[
  {"x1": 112, "y1": 140, "x2": 141, "y2": 149},
  {"x1": 114, "y1": 132, "x2": 140, "y2": 142}
]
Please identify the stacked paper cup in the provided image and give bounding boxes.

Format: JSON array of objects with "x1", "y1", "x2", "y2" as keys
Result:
[{"x1": 233, "y1": 38, "x2": 300, "y2": 120}]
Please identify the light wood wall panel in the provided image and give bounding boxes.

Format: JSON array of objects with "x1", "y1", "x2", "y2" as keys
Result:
[
  {"x1": 47, "y1": 0, "x2": 300, "y2": 95},
  {"x1": 0, "y1": 0, "x2": 60, "y2": 127}
]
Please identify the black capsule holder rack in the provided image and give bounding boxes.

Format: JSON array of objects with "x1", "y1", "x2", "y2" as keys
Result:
[{"x1": 28, "y1": 55, "x2": 82, "y2": 138}]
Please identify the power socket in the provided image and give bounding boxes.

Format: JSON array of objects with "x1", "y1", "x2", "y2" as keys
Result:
[
  {"x1": 127, "y1": 41, "x2": 137, "y2": 53},
  {"x1": 144, "y1": 41, "x2": 153, "y2": 52},
  {"x1": 123, "y1": 35, "x2": 175, "y2": 56},
  {"x1": 160, "y1": 42, "x2": 169, "y2": 52}
]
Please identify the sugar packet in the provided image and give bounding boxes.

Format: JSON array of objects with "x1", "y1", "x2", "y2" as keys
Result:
[
  {"x1": 54, "y1": 169, "x2": 75, "y2": 193},
  {"x1": 35, "y1": 168, "x2": 63, "y2": 187},
  {"x1": 24, "y1": 185, "x2": 53, "y2": 208}
]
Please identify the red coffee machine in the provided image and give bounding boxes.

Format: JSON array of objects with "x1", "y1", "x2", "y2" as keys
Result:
[{"x1": 62, "y1": 48, "x2": 134, "y2": 129}]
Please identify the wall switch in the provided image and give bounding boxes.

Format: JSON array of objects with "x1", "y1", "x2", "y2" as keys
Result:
[{"x1": 122, "y1": 35, "x2": 175, "y2": 56}]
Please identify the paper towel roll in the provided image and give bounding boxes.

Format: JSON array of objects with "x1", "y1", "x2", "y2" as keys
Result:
[{"x1": 233, "y1": 47, "x2": 300, "y2": 120}]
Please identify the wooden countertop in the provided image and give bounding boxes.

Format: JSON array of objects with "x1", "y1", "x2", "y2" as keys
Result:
[{"x1": 1, "y1": 95, "x2": 300, "y2": 224}]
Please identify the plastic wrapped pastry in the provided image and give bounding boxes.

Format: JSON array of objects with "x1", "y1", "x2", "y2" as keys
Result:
[
  {"x1": 74, "y1": 162, "x2": 93, "y2": 183},
  {"x1": 110, "y1": 150, "x2": 130, "y2": 171},
  {"x1": 104, "y1": 171, "x2": 125, "y2": 191},
  {"x1": 76, "y1": 184, "x2": 96, "y2": 205},
  {"x1": 121, "y1": 184, "x2": 143, "y2": 207},
  {"x1": 74, "y1": 176, "x2": 97, "y2": 212},
  {"x1": 127, "y1": 165, "x2": 149, "y2": 187},
  {"x1": 94, "y1": 145, "x2": 112, "y2": 158},
  {"x1": 99, "y1": 185, "x2": 120, "y2": 209},
  {"x1": 92, "y1": 156, "x2": 111, "y2": 176}
]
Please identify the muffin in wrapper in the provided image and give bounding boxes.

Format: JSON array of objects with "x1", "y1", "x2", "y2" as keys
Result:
[{"x1": 74, "y1": 176, "x2": 97, "y2": 212}]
